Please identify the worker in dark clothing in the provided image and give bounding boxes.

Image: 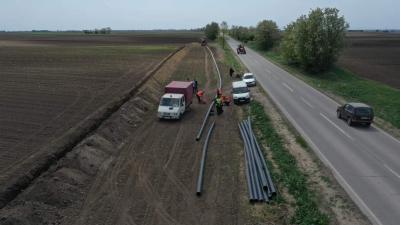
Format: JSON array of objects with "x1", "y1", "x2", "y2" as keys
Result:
[
  {"x1": 216, "y1": 88, "x2": 222, "y2": 98},
  {"x1": 193, "y1": 79, "x2": 198, "y2": 93},
  {"x1": 215, "y1": 97, "x2": 223, "y2": 115},
  {"x1": 229, "y1": 67, "x2": 235, "y2": 78}
]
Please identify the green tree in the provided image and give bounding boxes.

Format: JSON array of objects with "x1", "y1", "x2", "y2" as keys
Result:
[
  {"x1": 255, "y1": 20, "x2": 280, "y2": 50},
  {"x1": 220, "y1": 21, "x2": 228, "y2": 48},
  {"x1": 229, "y1": 26, "x2": 255, "y2": 43},
  {"x1": 280, "y1": 22, "x2": 297, "y2": 64},
  {"x1": 204, "y1": 22, "x2": 219, "y2": 40},
  {"x1": 281, "y1": 8, "x2": 348, "y2": 72}
]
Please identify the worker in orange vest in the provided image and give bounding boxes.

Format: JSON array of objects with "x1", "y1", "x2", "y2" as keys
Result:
[
  {"x1": 196, "y1": 90, "x2": 205, "y2": 104},
  {"x1": 221, "y1": 95, "x2": 231, "y2": 106}
]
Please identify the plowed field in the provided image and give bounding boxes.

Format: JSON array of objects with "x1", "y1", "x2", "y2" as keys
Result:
[
  {"x1": 0, "y1": 32, "x2": 201, "y2": 175},
  {"x1": 338, "y1": 32, "x2": 400, "y2": 89}
]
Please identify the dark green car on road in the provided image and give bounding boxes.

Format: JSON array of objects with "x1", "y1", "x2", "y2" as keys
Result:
[{"x1": 337, "y1": 102, "x2": 374, "y2": 127}]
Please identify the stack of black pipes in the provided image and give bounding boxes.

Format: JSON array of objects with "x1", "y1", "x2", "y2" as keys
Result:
[{"x1": 238, "y1": 117, "x2": 276, "y2": 202}]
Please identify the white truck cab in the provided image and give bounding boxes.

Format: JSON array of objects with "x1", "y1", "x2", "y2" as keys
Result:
[
  {"x1": 158, "y1": 93, "x2": 186, "y2": 119},
  {"x1": 232, "y1": 81, "x2": 251, "y2": 104}
]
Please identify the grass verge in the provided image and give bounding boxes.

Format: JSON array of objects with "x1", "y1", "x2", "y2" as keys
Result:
[
  {"x1": 247, "y1": 42, "x2": 400, "y2": 129},
  {"x1": 217, "y1": 37, "x2": 245, "y2": 72},
  {"x1": 250, "y1": 100, "x2": 330, "y2": 225}
]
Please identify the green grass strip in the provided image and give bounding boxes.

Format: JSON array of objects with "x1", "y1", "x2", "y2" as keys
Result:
[
  {"x1": 248, "y1": 43, "x2": 400, "y2": 129},
  {"x1": 250, "y1": 101, "x2": 330, "y2": 225},
  {"x1": 217, "y1": 37, "x2": 244, "y2": 72}
]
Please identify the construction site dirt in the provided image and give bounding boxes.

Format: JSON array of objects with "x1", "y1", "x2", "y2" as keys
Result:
[{"x1": 0, "y1": 43, "x2": 250, "y2": 225}]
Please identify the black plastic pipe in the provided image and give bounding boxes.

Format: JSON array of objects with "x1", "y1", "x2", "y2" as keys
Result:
[
  {"x1": 251, "y1": 130, "x2": 276, "y2": 196},
  {"x1": 240, "y1": 122, "x2": 263, "y2": 201},
  {"x1": 196, "y1": 121, "x2": 216, "y2": 196},
  {"x1": 196, "y1": 102, "x2": 215, "y2": 141},
  {"x1": 238, "y1": 124, "x2": 256, "y2": 201},
  {"x1": 244, "y1": 120, "x2": 269, "y2": 190}
]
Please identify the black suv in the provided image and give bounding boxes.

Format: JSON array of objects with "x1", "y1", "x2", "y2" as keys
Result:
[{"x1": 337, "y1": 103, "x2": 374, "y2": 127}]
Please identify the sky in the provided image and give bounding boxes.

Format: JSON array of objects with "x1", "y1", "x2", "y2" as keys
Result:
[{"x1": 1, "y1": 0, "x2": 399, "y2": 31}]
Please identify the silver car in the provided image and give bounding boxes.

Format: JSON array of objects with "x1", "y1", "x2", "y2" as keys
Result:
[{"x1": 242, "y1": 73, "x2": 256, "y2": 87}]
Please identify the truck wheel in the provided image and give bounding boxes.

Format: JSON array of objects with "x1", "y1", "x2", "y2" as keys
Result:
[
  {"x1": 347, "y1": 117, "x2": 353, "y2": 126},
  {"x1": 337, "y1": 111, "x2": 341, "y2": 119},
  {"x1": 365, "y1": 122, "x2": 371, "y2": 127}
]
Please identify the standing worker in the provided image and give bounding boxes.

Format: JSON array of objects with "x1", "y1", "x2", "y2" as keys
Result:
[
  {"x1": 215, "y1": 97, "x2": 223, "y2": 115},
  {"x1": 196, "y1": 90, "x2": 205, "y2": 104},
  {"x1": 229, "y1": 67, "x2": 235, "y2": 78},
  {"x1": 216, "y1": 88, "x2": 222, "y2": 98},
  {"x1": 193, "y1": 79, "x2": 198, "y2": 93}
]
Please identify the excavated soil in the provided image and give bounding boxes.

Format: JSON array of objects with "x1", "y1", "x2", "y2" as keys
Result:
[{"x1": 0, "y1": 44, "x2": 250, "y2": 225}]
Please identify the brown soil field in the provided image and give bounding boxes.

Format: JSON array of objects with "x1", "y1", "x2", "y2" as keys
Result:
[
  {"x1": 338, "y1": 32, "x2": 400, "y2": 89},
  {"x1": 0, "y1": 44, "x2": 250, "y2": 225},
  {"x1": 0, "y1": 31, "x2": 202, "y2": 46},
  {"x1": 0, "y1": 32, "x2": 201, "y2": 178}
]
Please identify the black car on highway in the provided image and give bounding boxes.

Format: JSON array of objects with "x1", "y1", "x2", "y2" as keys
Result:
[{"x1": 337, "y1": 102, "x2": 374, "y2": 127}]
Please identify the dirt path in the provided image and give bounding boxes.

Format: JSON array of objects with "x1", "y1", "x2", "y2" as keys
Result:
[
  {"x1": 73, "y1": 45, "x2": 246, "y2": 225},
  {"x1": 0, "y1": 44, "x2": 249, "y2": 225}
]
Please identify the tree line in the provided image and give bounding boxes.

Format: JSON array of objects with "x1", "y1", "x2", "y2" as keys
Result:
[
  {"x1": 204, "y1": 7, "x2": 348, "y2": 73},
  {"x1": 83, "y1": 27, "x2": 112, "y2": 34}
]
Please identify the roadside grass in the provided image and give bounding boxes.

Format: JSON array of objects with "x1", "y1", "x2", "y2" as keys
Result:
[
  {"x1": 250, "y1": 101, "x2": 330, "y2": 225},
  {"x1": 215, "y1": 39, "x2": 292, "y2": 224},
  {"x1": 218, "y1": 37, "x2": 328, "y2": 224},
  {"x1": 247, "y1": 42, "x2": 400, "y2": 129},
  {"x1": 217, "y1": 37, "x2": 245, "y2": 73}
]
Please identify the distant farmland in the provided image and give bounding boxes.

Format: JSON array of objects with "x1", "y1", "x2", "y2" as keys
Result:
[
  {"x1": 0, "y1": 32, "x2": 202, "y2": 174},
  {"x1": 338, "y1": 32, "x2": 400, "y2": 89}
]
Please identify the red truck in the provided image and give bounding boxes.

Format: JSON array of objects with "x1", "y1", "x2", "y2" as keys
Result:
[
  {"x1": 158, "y1": 81, "x2": 193, "y2": 119},
  {"x1": 237, "y1": 44, "x2": 246, "y2": 54}
]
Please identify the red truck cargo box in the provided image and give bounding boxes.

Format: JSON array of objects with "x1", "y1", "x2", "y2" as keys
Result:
[{"x1": 165, "y1": 81, "x2": 194, "y2": 106}]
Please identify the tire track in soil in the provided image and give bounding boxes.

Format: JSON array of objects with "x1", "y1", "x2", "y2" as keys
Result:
[
  {"x1": 0, "y1": 47, "x2": 188, "y2": 224},
  {"x1": 0, "y1": 44, "x2": 246, "y2": 225},
  {"x1": 75, "y1": 45, "x2": 215, "y2": 225}
]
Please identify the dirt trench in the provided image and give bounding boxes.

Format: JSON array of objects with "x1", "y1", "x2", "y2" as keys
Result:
[{"x1": 0, "y1": 44, "x2": 249, "y2": 225}]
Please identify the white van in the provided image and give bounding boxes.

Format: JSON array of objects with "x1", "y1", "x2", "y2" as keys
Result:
[
  {"x1": 232, "y1": 81, "x2": 250, "y2": 104},
  {"x1": 158, "y1": 93, "x2": 186, "y2": 119}
]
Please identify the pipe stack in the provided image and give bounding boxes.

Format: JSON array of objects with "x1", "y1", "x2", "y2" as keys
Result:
[{"x1": 238, "y1": 117, "x2": 276, "y2": 202}]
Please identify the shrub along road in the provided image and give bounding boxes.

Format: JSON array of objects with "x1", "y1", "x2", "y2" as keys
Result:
[{"x1": 227, "y1": 36, "x2": 400, "y2": 225}]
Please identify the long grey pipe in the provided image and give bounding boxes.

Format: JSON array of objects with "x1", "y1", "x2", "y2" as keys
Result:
[
  {"x1": 239, "y1": 123, "x2": 256, "y2": 201},
  {"x1": 196, "y1": 46, "x2": 222, "y2": 141},
  {"x1": 196, "y1": 121, "x2": 216, "y2": 196}
]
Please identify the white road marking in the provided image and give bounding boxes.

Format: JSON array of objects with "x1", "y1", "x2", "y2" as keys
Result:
[
  {"x1": 320, "y1": 113, "x2": 354, "y2": 140},
  {"x1": 300, "y1": 97, "x2": 314, "y2": 109},
  {"x1": 228, "y1": 38, "x2": 384, "y2": 225},
  {"x1": 384, "y1": 164, "x2": 400, "y2": 180},
  {"x1": 282, "y1": 82, "x2": 294, "y2": 92}
]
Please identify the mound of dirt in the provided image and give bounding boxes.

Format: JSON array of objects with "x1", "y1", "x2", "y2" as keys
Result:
[{"x1": 0, "y1": 46, "x2": 189, "y2": 224}]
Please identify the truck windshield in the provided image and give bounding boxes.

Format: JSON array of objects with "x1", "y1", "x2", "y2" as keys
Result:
[
  {"x1": 355, "y1": 107, "x2": 372, "y2": 116},
  {"x1": 160, "y1": 98, "x2": 180, "y2": 107},
  {"x1": 233, "y1": 87, "x2": 249, "y2": 94}
]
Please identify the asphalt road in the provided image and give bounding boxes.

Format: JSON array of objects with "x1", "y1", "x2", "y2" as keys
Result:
[{"x1": 227, "y1": 37, "x2": 400, "y2": 225}]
